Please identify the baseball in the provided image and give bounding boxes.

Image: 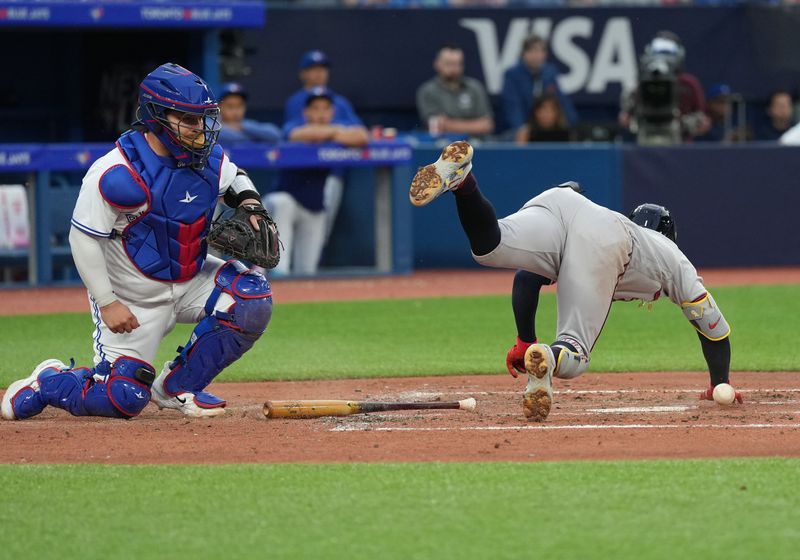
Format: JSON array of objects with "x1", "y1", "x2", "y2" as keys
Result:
[
  {"x1": 459, "y1": 397, "x2": 477, "y2": 412},
  {"x1": 712, "y1": 383, "x2": 736, "y2": 405}
]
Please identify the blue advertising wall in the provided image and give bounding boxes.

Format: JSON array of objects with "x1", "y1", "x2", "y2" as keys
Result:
[
  {"x1": 406, "y1": 143, "x2": 800, "y2": 269},
  {"x1": 621, "y1": 144, "x2": 800, "y2": 268}
]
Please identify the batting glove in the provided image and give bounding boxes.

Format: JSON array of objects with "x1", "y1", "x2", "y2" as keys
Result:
[{"x1": 506, "y1": 336, "x2": 536, "y2": 378}]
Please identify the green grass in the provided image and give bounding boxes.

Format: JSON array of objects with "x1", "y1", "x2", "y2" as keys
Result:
[
  {"x1": 0, "y1": 459, "x2": 798, "y2": 560},
  {"x1": 1, "y1": 285, "x2": 798, "y2": 387}
]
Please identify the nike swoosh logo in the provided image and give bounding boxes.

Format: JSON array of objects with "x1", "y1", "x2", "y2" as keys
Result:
[
  {"x1": 709, "y1": 319, "x2": 721, "y2": 330},
  {"x1": 176, "y1": 395, "x2": 187, "y2": 404},
  {"x1": 179, "y1": 191, "x2": 198, "y2": 203}
]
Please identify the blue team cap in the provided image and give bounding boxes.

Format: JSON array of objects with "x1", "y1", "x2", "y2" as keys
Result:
[
  {"x1": 304, "y1": 86, "x2": 333, "y2": 106},
  {"x1": 299, "y1": 50, "x2": 331, "y2": 70},
  {"x1": 219, "y1": 82, "x2": 248, "y2": 101},
  {"x1": 707, "y1": 83, "x2": 731, "y2": 99}
]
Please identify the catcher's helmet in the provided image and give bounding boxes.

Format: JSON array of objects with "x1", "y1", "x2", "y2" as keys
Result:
[
  {"x1": 136, "y1": 63, "x2": 221, "y2": 169},
  {"x1": 629, "y1": 203, "x2": 676, "y2": 242}
]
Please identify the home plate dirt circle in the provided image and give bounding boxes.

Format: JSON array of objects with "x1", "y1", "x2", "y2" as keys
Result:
[{"x1": 1, "y1": 371, "x2": 798, "y2": 464}]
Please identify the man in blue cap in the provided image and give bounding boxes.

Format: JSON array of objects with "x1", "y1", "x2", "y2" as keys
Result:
[
  {"x1": 218, "y1": 82, "x2": 281, "y2": 145},
  {"x1": 284, "y1": 50, "x2": 365, "y2": 245},
  {"x1": 284, "y1": 50, "x2": 362, "y2": 126}
]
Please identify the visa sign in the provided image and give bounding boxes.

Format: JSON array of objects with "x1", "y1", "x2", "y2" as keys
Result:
[{"x1": 460, "y1": 17, "x2": 637, "y2": 95}]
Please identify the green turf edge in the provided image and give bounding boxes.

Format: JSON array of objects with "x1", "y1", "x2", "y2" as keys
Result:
[{"x1": 0, "y1": 458, "x2": 798, "y2": 560}]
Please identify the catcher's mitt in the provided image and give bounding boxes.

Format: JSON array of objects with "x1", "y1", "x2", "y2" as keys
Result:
[{"x1": 207, "y1": 203, "x2": 280, "y2": 269}]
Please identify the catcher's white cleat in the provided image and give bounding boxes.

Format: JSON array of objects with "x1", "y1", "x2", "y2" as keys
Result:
[
  {"x1": 522, "y1": 344, "x2": 555, "y2": 422},
  {"x1": 409, "y1": 141, "x2": 474, "y2": 207},
  {"x1": 151, "y1": 363, "x2": 226, "y2": 418},
  {"x1": 2, "y1": 359, "x2": 66, "y2": 420}
]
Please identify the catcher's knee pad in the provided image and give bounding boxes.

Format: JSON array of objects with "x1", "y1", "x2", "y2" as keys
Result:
[
  {"x1": 551, "y1": 337, "x2": 590, "y2": 379},
  {"x1": 164, "y1": 261, "x2": 272, "y2": 398},
  {"x1": 39, "y1": 357, "x2": 155, "y2": 418},
  {"x1": 681, "y1": 292, "x2": 730, "y2": 341}
]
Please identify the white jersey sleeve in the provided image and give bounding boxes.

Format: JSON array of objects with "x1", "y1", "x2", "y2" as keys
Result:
[
  {"x1": 218, "y1": 152, "x2": 239, "y2": 196},
  {"x1": 70, "y1": 150, "x2": 125, "y2": 238}
]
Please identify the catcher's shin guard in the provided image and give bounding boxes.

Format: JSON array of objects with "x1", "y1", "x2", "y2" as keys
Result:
[
  {"x1": 158, "y1": 261, "x2": 272, "y2": 410},
  {"x1": 4, "y1": 357, "x2": 155, "y2": 420}
]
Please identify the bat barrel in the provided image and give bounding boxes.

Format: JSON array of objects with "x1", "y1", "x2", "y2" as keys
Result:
[{"x1": 263, "y1": 400, "x2": 360, "y2": 418}]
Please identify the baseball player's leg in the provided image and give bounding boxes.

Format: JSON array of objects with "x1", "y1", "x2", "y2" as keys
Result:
[
  {"x1": 550, "y1": 214, "x2": 634, "y2": 380},
  {"x1": 518, "y1": 226, "x2": 631, "y2": 421},
  {"x1": 151, "y1": 257, "x2": 272, "y2": 417},
  {"x1": 323, "y1": 173, "x2": 344, "y2": 241},
  {"x1": 1, "y1": 357, "x2": 157, "y2": 421},
  {"x1": 410, "y1": 143, "x2": 566, "y2": 275},
  {"x1": 292, "y1": 206, "x2": 327, "y2": 275},
  {"x1": 2, "y1": 298, "x2": 169, "y2": 421},
  {"x1": 264, "y1": 191, "x2": 297, "y2": 275}
]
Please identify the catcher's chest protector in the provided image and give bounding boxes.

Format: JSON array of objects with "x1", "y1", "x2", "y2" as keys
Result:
[{"x1": 112, "y1": 130, "x2": 223, "y2": 282}]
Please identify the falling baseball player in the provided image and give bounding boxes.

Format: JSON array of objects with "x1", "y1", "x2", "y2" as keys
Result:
[
  {"x1": 409, "y1": 141, "x2": 740, "y2": 421},
  {"x1": 2, "y1": 63, "x2": 280, "y2": 421}
]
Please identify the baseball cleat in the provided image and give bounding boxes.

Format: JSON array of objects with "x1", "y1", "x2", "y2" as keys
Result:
[
  {"x1": 700, "y1": 384, "x2": 743, "y2": 404},
  {"x1": 151, "y1": 364, "x2": 226, "y2": 418},
  {"x1": 1, "y1": 358, "x2": 66, "y2": 420},
  {"x1": 522, "y1": 344, "x2": 555, "y2": 422},
  {"x1": 409, "y1": 141, "x2": 473, "y2": 206}
]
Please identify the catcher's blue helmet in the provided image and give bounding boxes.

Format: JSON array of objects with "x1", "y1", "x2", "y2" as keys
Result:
[
  {"x1": 136, "y1": 63, "x2": 221, "y2": 169},
  {"x1": 629, "y1": 203, "x2": 677, "y2": 242}
]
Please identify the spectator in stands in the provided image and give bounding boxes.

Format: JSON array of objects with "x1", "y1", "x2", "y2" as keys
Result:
[
  {"x1": 284, "y1": 50, "x2": 364, "y2": 245},
  {"x1": 514, "y1": 93, "x2": 572, "y2": 144},
  {"x1": 266, "y1": 88, "x2": 369, "y2": 276},
  {"x1": 217, "y1": 83, "x2": 281, "y2": 145},
  {"x1": 696, "y1": 83, "x2": 733, "y2": 143},
  {"x1": 416, "y1": 44, "x2": 494, "y2": 138},
  {"x1": 756, "y1": 89, "x2": 795, "y2": 141},
  {"x1": 619, "y1": 31, "x2": 709, "y2": 144},
  {"x1": 502, "y1": 35, "x2": 577, "y2": 137}
]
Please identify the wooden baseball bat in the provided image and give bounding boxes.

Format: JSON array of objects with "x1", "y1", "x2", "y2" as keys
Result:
[{"x1": 262, "y1": 398, "x2": 477, "y2": 419}]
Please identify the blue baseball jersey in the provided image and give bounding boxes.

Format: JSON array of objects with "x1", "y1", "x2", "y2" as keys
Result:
[{"x1": 271, "y1": 117, "x2": 353, "y2": 212}]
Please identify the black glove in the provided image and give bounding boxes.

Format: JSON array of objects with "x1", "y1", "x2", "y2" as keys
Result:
[{"x1": 207, "y1": 203, "x2": 280, "y2": 269}]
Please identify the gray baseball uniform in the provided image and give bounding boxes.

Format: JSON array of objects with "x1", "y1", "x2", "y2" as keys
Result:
[{"x1": 474, "y1": 187, "x2": 727, "y2": 377}]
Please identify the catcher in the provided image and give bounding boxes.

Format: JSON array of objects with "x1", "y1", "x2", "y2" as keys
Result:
[{"x1": 2, "y1": 63, "x2": 279, "y2": 421}]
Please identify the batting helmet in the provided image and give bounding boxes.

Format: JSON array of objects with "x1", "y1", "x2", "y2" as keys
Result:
[
  {"x1": 629, "y1": 203, "x2": 677, "y2": 242},
  {"x1": 136, "y1": 63, "x2": 221, "y2": 169}
]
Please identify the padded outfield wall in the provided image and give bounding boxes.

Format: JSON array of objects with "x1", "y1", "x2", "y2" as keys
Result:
[{"x1": 329, "y1": 144, "x2": 800, "y2": 270}]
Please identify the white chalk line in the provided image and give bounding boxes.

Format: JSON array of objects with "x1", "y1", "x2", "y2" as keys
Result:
[
  {"x1": 586, "y1": 405, "x2": 691, "y2": 413},
  {"x1": 330, "y1": 423, "x2": 800, "y2": 433},
  {"x1": 389, "y1": 388, "x2": 800, "y2": 398}
]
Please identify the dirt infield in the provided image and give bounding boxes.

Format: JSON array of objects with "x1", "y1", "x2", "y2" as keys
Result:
[
  {"x1": 3, "y1": 267, "x2": 800, "y2": 316},
  {"x1": 1, "y1": 371, "x2": 799, "y2": 464},
  {"x1": 1, "y1": 267, "x2": 798, "y2": 464}
]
